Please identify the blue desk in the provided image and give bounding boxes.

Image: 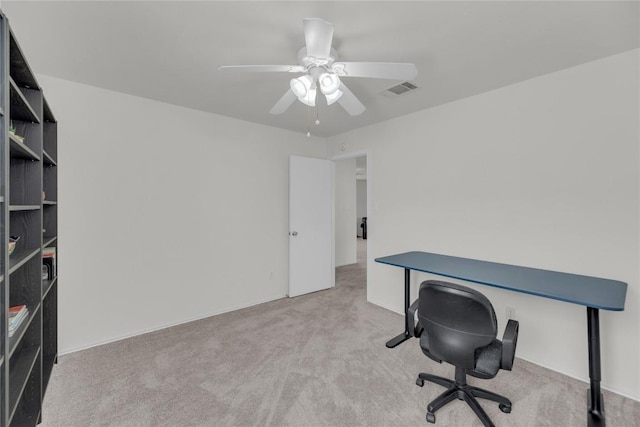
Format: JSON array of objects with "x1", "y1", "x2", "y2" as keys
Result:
[{"x1": 375, "y1": 251, "x2": 627, "y2": 427}]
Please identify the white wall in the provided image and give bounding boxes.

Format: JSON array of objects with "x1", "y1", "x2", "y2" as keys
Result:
[
  {"x1": 335, "y1": 158, "x2": 357, "y2": 266},
  {"x1": 326, "y1": 50, "x2": 640, "y2": 399},
  {"x1": 39, "y1": 75, "x2": 327, "y2": 353},
  {"x1": 37, "y1": 48, "x2": 639, "y2": 399}
]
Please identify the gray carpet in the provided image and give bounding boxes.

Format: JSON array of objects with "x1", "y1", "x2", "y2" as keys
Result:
[{"x1": 42, "y1": 239, "x2": 640, "y2": 426}]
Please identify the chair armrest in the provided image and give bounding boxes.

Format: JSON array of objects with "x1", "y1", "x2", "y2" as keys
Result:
[
  {"x1": 407, "y1": 299, "x2": 423, "y2": 338},
  {"x1": 501, "y1": 319, "x2": 519, "y2": 371}
]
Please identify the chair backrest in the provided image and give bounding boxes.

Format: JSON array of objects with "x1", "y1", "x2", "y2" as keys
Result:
[{"x1": 418, "y1": 280, "x2": 497, "y2": 369}]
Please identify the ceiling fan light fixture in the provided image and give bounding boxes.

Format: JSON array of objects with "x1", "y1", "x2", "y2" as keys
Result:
[
  {"x1": 290, "y1": 79, "x2": 306, "y2": 97},
  {"x1": 324, "y1": 89, "x2": 343, "y2": 105},
  {"x1": 319, "y1": 72, "x2": 340, "y2": 95},
  {"x1": 220, "y1": 18, "x2": 416, "y2": 117},
  {"x1": 290, "y1": 75, "x2": 314, "y2": 98}
]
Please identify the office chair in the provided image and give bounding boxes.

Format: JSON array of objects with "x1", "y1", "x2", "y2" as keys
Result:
[{"x1": 408, "y1": 280, "x2": 519, "y2": 427}]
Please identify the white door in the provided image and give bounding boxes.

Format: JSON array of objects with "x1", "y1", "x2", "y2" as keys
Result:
[{"x1": 289, "y1": 155, "x2": 334, "y2": 298}]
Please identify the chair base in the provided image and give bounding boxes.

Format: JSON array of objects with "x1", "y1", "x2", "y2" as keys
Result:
[{"x1": 416, "y1": 369, "x2": 512, "y2": 427}]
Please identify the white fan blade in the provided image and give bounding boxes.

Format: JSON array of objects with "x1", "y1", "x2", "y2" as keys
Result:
[
  {"x1": 332, "y1": 62, "x2": 417, "y2": 80},
  {"x1": 337, "y1": 83, "x2": 365, "y2": 116},
  {"x1": 303, "y1": 18, "x2": 334, "y2": 59},
  {"x1": 270, "y1": 89, "x2": 298, "y2": 115},
  {"x1": 219, "y1": 65, "x2": 306, "y2": 73}
]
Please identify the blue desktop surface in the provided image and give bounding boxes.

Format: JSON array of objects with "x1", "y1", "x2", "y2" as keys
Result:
[{"x1": 375, "y1": 251, "x2": 627, "y2": 311}]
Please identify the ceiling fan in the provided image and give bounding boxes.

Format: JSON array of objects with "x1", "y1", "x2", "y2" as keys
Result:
[{"x1": 219, "y1": 18, "x2": 418, "y2": 116}]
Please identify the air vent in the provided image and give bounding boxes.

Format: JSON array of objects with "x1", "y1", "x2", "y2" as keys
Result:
[{"x1": 380, "y1": 81, "x2": 419, "y2": 97}]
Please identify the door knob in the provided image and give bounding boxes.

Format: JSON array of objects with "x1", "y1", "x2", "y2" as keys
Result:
[{"x1": 291, "y1": 231, "x2": 298, "y2": 236}]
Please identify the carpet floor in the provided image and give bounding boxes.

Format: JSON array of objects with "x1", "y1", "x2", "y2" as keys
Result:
[{"x1": 41, "y1": 239, "x2": 640, "y2": 426}]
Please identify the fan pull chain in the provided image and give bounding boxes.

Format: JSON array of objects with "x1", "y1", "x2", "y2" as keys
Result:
[{"x1": 307, "y1": 100, "x2": 311, "y2": 138}]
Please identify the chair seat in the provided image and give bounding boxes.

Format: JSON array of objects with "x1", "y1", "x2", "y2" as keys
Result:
[
  {"x1": 472, "y1": 339, "x2": 502, "y2": 379},
  {"x1": 420, "y1": 334, "x2": 502, "y2": 379}
]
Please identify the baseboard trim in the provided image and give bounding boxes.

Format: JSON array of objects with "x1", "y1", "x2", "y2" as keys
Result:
[
  {"x1": 369, "y1": 298, "x2": 404, "y2": 316},
  {"x1": 516, "y1": 355, "x2": 640, "y2": 403},
  {"x1": 59, "y1": 293, "x2": 288, "y2": 356}
]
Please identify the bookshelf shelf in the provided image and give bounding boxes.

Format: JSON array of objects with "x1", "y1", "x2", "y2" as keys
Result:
[
  {"x1": 43, "y1": 150, "x2": 56, "y2": 166},
  {"x1": 43, "y1": 99, "x2": 55, "y2": 123},
  {"x1": 43, "y1": 236, "x2": 57, "y2": 247},
  {"x1": 2, "y1": 13, "x2": 58, "y2": 426},
  {"x1": 9, "y1": 78, "x2": 40, "y2": 123},
  {"x1": 8, "y1": 345, "x2": 40, "y2": 421},
  {"x1": 9, "y1": 133, "x2": 40, "y2": 161},
  {"x1": 7, "y1": 303, "x2": 41, "y2": 358},
  {"x1": 9, "y1": 204, "x2": 40, "y2": 211},
  {"x1": 8, "y1": 248, "x2": 41, "y2": 274},
  {"x1": 42, "y1": 277, "x2": 56, "y2": 299}
]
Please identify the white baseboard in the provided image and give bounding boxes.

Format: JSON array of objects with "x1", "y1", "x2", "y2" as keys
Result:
[
  {"x1": 59, "y1": 293, "x2": 288, "y2": 355},
  {"x1": 368, "y1": 298, "x2": 404, "y2": 316},
  {"x1": 516, "y1": 355, "x2": 640, "y2": 403},
  {"x1": 336, "y1": 260, "x2": 358, "y2": 268}
]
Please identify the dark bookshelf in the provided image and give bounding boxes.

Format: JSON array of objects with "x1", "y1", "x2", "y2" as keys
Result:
[{"x1": 1, "y1": 11, "x2": 58, "y2": 427}]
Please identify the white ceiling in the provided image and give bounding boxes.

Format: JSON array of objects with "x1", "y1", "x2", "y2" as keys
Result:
[{"x1": 2, "y1": 1, "x2": 638, "y2": 137}]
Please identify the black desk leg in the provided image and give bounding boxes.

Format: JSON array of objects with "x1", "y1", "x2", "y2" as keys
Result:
[
  {"x1": 386, "y1": 269, "x2": 412, "y2": 348},
  {"x1": 587, "y1": 307, "x2": 605, "y2": 427}
]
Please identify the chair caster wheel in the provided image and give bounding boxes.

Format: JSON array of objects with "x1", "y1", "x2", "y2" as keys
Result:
[
  {"x1": 416, "y1": 378, "x2": 424, "y2": 387},
  {"x1": 426, "y1": 412, "x2": 436, "y2": 423},
  {"x1": 499, "y1": 403, "x2": 512, "y2": 413}
]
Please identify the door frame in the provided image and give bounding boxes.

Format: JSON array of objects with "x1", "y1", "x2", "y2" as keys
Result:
[{"x1": 330, "y1": 150, "x2": 371, "y2": 298}]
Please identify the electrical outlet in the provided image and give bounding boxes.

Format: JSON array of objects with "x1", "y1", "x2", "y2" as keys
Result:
[{"x1": 506, "y1": 306, "x2": 516, "y2": 320}]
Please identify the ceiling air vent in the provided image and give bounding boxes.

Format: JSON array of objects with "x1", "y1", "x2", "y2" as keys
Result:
[{"x1": 380, "y1": 81, "x2": 419, "y2": 98}]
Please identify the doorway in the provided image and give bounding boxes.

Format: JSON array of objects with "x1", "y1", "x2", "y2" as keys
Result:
[{"x1": 333, "y1": 153, "x2": 369, "y2": 291}]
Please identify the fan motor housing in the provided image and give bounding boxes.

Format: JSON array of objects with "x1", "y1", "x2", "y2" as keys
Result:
[{"x1": 297, "y1": 47, "x2": 338, "y2": 69}]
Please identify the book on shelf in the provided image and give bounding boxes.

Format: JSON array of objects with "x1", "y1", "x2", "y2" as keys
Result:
[
  {"x1": 9, "y1": 305, "x2": 26, "y2": 318},
  {"x1": 8, "y1": 305, "x2": 29, "y2": 337},
  {"x1": 43, "y1": 246, "x2": 56, "y2": 278},
  {"x1": 42, "y1": 246, "x2": 56, "y2": 257}
]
